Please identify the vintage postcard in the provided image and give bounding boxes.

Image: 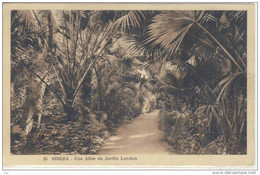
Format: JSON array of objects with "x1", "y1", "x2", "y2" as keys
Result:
[{"x1": 2, "y1": 3, "x2": 256, "y2": 169}]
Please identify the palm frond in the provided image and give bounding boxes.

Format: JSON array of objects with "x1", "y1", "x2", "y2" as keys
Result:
[
  {"x1": 201, "y1": 13, "x2": 218, "y2": 24},
  {"x1": 214, "y1": 72, "x2": 244, "y2": 102},
  {"x1": 142, "y1": 11, "x2": 204, "y2": 56},
  {"x1": 113, "y1": 10, "x2": 155, "y2": 35}
]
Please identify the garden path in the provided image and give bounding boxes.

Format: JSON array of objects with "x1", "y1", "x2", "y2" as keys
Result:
[{"x1": 98, "y1": 110, "x2": 172, "y2": 155}]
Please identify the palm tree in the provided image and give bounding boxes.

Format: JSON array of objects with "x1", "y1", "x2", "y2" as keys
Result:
[
  {"x1": 12, "y1": 10, "x2": 121, "y2": 120},
  {"x1": 119, "y1": 10, "x2": 247, "y2": 153},
  {"x1": 149, "y1": 11, "x2": 246, "y2": 153}
]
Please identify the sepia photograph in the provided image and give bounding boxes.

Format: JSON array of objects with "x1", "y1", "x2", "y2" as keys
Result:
[{"x1": 2, "y1": 2, "x2": 256, "y2": 168}]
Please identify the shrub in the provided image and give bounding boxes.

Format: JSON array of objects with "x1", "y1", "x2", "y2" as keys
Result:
[
  {"x1": 104, "y1": 87, "x2": 142, "y2": 133},
  {"x1": 160, "y1": 107, "x2": 227, "y2": 154}
]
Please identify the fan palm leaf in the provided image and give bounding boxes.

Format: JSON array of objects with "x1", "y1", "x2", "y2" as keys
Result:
[{"x1": 142, "y1": 11, "x2": 204, "y2": 55}]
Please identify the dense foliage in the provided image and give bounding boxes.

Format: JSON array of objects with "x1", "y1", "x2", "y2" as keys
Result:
[
  {"x1": 11, "y1": 10, "x2": 247, "y2": 155},
  {"x1": 152, "y1": 11, "x2": 247, "y2": 154},
  {"x1": 11, "y1": 10, "x2": 147, "y2": 154}
]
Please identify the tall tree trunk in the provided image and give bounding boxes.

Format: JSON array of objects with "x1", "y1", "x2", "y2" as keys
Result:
[
  {"x1": 94, "y1": 66, "x2": 103, "y2": 111},
  {"x1": 20, "y1": 73, "x2": 48, "y2": 136}
]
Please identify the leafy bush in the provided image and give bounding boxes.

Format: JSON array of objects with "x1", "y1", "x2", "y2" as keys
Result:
[
  {"x1": 160, "y1": 108, "x2": 202, "y2": 154},
  {"x1": 104, "y1": 87, "x2": 142, "y2": 133},
  {"x1": 160, "y1": 107, "x2": 228, "y2": 154}
]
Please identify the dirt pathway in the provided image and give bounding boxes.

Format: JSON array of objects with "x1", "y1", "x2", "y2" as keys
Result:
[{"x1": 98, "y1": 110, "x2": 172, "y2": 155}]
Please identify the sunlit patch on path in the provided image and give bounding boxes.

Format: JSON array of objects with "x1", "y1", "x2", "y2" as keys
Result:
[{"x1": 129, "y1": 133, "x2": 155, "y2": 139}]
